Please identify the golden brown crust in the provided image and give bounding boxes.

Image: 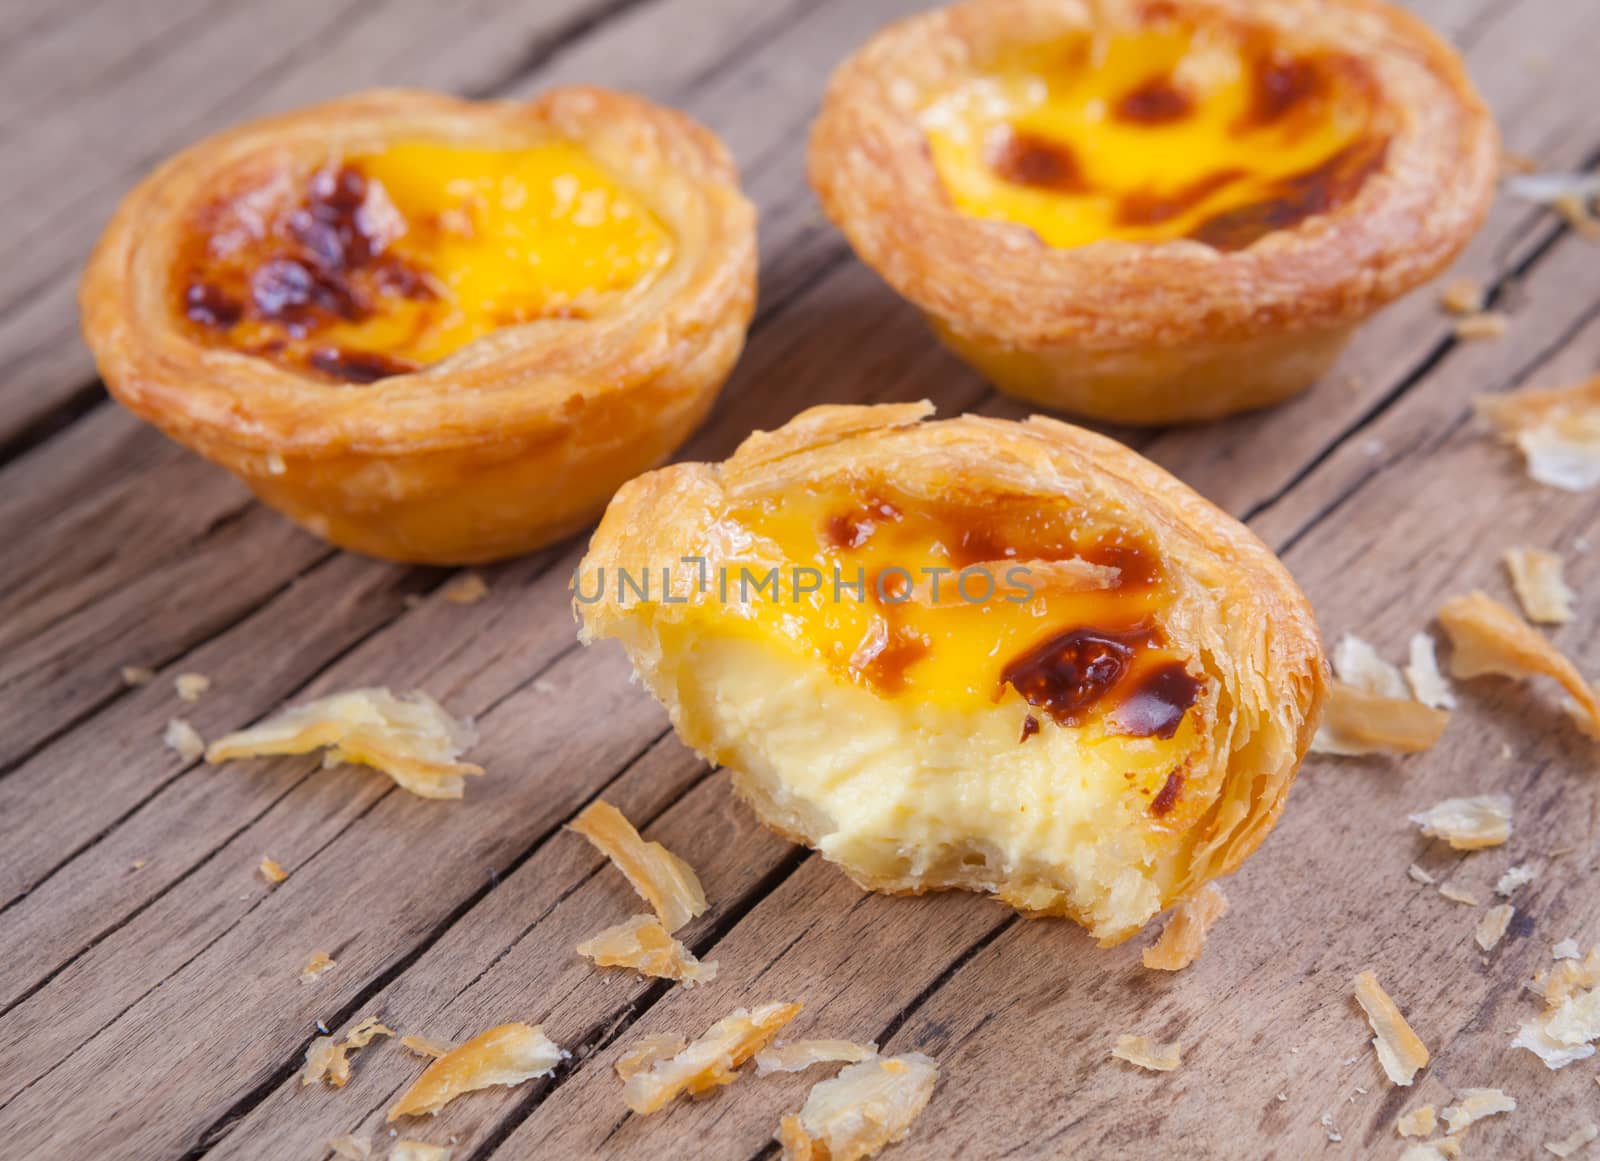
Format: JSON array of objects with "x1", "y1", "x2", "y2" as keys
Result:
[
  {"x1": 578, "y1": 403, "x2": 1328, "y2": 941},
  {"x1": 808, "y1": 0, "x2": 1498, "y2": 425},
  {"x1": 80, "y1": 87, "x2": 757, "y2": 564}
]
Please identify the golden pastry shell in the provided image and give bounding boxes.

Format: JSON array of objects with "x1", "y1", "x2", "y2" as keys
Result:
[
  {"x1": 80, "y1": 87, "x2": 757, "y2": 564},
  {"x1": 578, "y1": 402, "x2": 1330, "y2": 935},
  {"x1": 807, "y1": 0, "x2": 1500, "y2": 425}
]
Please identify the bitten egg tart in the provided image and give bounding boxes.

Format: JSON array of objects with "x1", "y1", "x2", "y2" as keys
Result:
[
  {"x1": 80, "y1": 88, "x2": 756, "y2": 564},
  {"x1": 808, "y1": 0, "x2": 1497, "y2": 425},
  {"x1": 576, "y1": 402, "x2": 1327, "y2": 944}
]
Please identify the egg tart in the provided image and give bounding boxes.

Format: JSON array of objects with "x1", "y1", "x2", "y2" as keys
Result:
[
  {"x1": 808, "y1": 0, "x2": 1497, "y2": 425},
  {"x1": 576, "y1": 402, "x2": 1327, "y2": 944},
  {"x1": 80, "y1": 88, "x2": 757, "y2": 564}
]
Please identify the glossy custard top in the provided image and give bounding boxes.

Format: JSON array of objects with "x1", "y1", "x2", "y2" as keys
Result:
[
  {"x1": 702, "y1": 481, "x2": 1206, "y2": 814},
  {"x1": 920, "y1": 19, "x2": 1387, "y2": 250},
  {"x1": 178, "y1": 141, "x2": 673, "y2": 383}
]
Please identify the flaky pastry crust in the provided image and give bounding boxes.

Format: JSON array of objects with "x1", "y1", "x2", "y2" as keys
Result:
[
  {"x1": 80, "y1": 87, "x2": 756, "y2": 563},
  {"x1": 577, "y1": 403, "x2": 1327, "y2": 942},
  {"x1": 808, "y1": 0, "x2": 1497, "y2": 425}
]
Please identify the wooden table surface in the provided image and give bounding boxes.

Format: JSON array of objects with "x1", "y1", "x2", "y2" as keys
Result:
[{"x1": 2, "y1": 0, "x2": 1598, "y2": 1157}]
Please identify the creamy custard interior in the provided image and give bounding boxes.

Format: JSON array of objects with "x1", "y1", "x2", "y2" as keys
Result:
[
  {"x1": 639, "y1": 480, "x2": 1213, "y2": 938},
  {"x1": 921, "y1": 19, "x2": 1387, "y2": 250},
  {"x1": 178, "y1": 140, "x2": 673, "y2": 382}
]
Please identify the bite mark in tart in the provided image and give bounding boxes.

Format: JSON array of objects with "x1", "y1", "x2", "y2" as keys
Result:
[
  {"x1": 81, "y1": 88, "x2": 757, "y2": 564},
  {"x1": 576, "y1": 402, "x2": 1327, "y2": 944},
  {"x1": 808, "y1": 0, "x2": 1498, "y2": 425}
]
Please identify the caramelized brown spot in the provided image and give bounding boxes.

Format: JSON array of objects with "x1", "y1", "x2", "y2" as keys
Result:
[
  {"x1": 1150, "y1": 770, "x2": 1184, "y2": 817},
  {"x1": 1078, "y1": 543, "x2": 1161, "y2": 589},
  {"x1": 1117, "y1": 169, "x2": 1245, "y2": 228},
  {"x1": 822, "y1": 498, "x2": 902, "y2": 551},
  {"x1": 1109, "y1": 662, "x2": 1202, "y2": 739},
  {"x1": 1000, "y1": 625, "x2": 1157, "y2": 726},
  {"x1": 1188, "y1": 137, "x2": 1388, "y2": 250},
  {"x1": 990, "y1": 128, "x2": 1087, "y2": 193},
  {"x1": 1019, "y1": 714, "x2": 1040, "y2": 743},
  {"x1": 1238, "y1": 55, "x2": 1323, "y2": 131},
  {"x1": 184, "y1": 282, "x2": 242, "y2": 330},
  {"x1": 852, "y1": 622, "x2": 931, "y2": 694},
  {"x1": 307, "y1": 347, "x2": 421, "y2": 384},
  {"x1": 1114, "y1": 76, "x2": 1193, "y2": 125}
]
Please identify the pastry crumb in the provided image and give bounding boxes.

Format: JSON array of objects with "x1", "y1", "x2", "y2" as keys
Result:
[
  {"x1": 1142, "y1": 883, "x2": 1228, "y2": 971},
  {"x1": 1353, "y1": 970, "x2": 1429, "y2": 1086},
  {"x1": 1513, "y1": 944, "x2": 1600, "y2": 1068},
  {"x1": 390, "y1": 1143, "x2": 451, "y2": 1161},
  {"x1": 300, "y1": 950, "x2": 337, "y2": 984},
  {"x1": 443, "y1": 573, "x2": 489, "y2": 605},
  {"x1": 1438, "y1": 591, "x2": 1600, "y2": 735},
  {"x1": 1111, "y1": 1034, "x2": 1181, "y2": 1072},
  {"x1": 1440, "y1": 1087, "x2": 1516, "y2": 1134},
  {"x1": 258, "y1": 856, "x2": 288, "y2": 884},
  {"x1": 620, "y1": 1002, "x2": 800, "y2": 1115},
  {"x1": 1312, "y1": 680, "x2": 1448, "y2": 756},
  {"x1": 1496, "y1": 863, "x2": 1537, "y2": 896},
  {"x1": 1438, "y1": 883, "x2": 1480, "y2": 907},
  {"x1": 1554, "y1": 938, "x2": 1581, "y2": 960},
  {"x1": 569, "y1": 800, "x2": 707, "y2": 933},
  {"x1": 388, "y1": 1023, "x2": 566, "y2": 1120},
  {"x1": 775, "y1": 1053, "x2": 938, "y2": 1161},
  {"x1": 206, "y1": 688, "x2": 483, "y2": 799},
  {"x1": 164, "y1": 717, "x2": 206, "y2": 762},
  {"x1": 576, "y1": 914, "x2": 717, "y2": 987},
  {"x1": 1504, "y1": 547, "x2": 1576, "y2": 624},
  {"x1": 121, "y1": 665, "x2": 155, "y2": 687},
  {"x1": 328, "y1": 1133, "x2": 373, "y2": 1159},
  {"x1": 1410, "y1": 794, "x2": 1513, "y2": 850},
  {"x1": 1438, "y1": 277, "x2": 1485, "y2": 316},
  {"x1": 1477, "y1": 373, "x2": 1600, "y2": 492},
  {"x1": 1475, "y1": 904, "x2": 1514, "y2": 951},
  {"x1": 1453, "y1": 311, "x2": 1508, "y2": 341},
  {"x1": 303, "y1": 1016, "x2": 393, "y2": 1088},
  {"x1": 1404, "y1": 634, "x2": 1456, "y2": 709},
  {"x1": 1407, "y1": 864, "x2": 1436, "y2": 886},
  {"x1": 1546, "y1": 1121, "x2": 1600, "y2": 1157},
  {"x1": 755, "y1": 1039, "x2": 878, "y2": 1077},
  {"x1": 1396, "y1": 1105, "x2": 1436, "y2": 1138},
  {"x1": 175, "y1": 672, "x2": 211, "y2": 702}
]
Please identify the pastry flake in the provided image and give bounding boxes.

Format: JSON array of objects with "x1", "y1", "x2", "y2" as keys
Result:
[
  {"x1": 1111, "y1": 1034, "x2": 1181, "y2": 1072},
  {"x1": 808, "y1": 0, "x2": 1498, "y2": 424},
  {"x1": 258, "y1": 856, "x2": 288, "y2": 884},
  {"x1": 388, "y1": 1023, "x2": 566, "y2": 1120},
  {"x1": 1439, "y1": 1088, "x2": 1516, "y2": 1135},
  {"x1": 619, "y1": 1002, "x2": 800, "y2": 1115},
  {"x1": 328, "y1": 1134, "x2": 373, "y2": 1159},
  {"x1": 1495, "y1": 863, "x2": 1536, "y2": 896},
  {"x1": 175, "y1": 672, "x2": 211, "y2": 702},
  {"x1": 577, "y1": 406, "x2": 1326, "y2": 946},
  {"x1": 401, "y1": 1035, "x2": 454, "y2": 1059},
  {"x1": 1503, "y1": 547, "x2": 1576, "y2": 624},
  {"x1": 1396, "y1": 1105, "x2": 1436, "y2": 1138},
  {"x1": 775, "y1": 1053, "x2": 938, "y2": 1161},
  {"x1": 1310, "y1": 680, "x2": 1448, "y2": 756},
  {"x1": 390, "y1": 1144, "x2": 451, "y2": 1161},
  {"x1": 164, "y1": 717, "x2": 206, "y2": 762},
  {"x1": 1404, "y1": 633, "x2": 1455, "y2": 710},
  {"x1": 568, "y1": 800, "x2": 708, "y2": 933},
  {"x1": 1545, "y1": 1122, "x2": 1600, "y2": 1158},
  {"x1": 1474, "y1": 904, "x2": 1514, "y2": 951},
  {"x1": 1353, "y1": 970, "x2": 1429, "y2": 1086},
  {"x1": 1477, "y1": 374, "x2": 1600, "y2": 492},
  {"x1": 1409, "y1": 795, "x2": 1512, "y2": 851},
  {"x1": 1142, "y1": 883, "x2": 1228, "y2": 972},
  {"x1": 575, "y1": 914, "x2": 717, "y2": 986},
  {"x1": 755, "y1": 1039, "x2": 879, "y2": 1077},
  {"x1": 206, "y1": 687, "x2": 483, "y2": 799},
  {"x1": 302, "y1": 1017, "x2": 393, "y2": 1088},
  {"x1": 80, "y1": 88, "x2": 757, "y2": 565},
  {"x1": 1513, "y1": 944, "x2": 1600, "y2": 1069},
  {"x1": 1437, "y1": 591, "x2": 1600, "y2": 736},
  {"x1": 300, "y1": 950, "x2": 337, "y2": 984}
]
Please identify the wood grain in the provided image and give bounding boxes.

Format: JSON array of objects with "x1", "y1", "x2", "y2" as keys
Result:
[{"x1": 1, "y1": 0, "x2": 1597, "y2": 1158}]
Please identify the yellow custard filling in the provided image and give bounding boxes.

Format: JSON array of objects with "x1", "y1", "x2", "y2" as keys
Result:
[
  {"x1": 921, "y1": 21, "x2": 1387, "y2": 250},
  {"x1": 180, "y1": 140, "x2": 673, "y2": 382},
  {"x1": 644, "y1": 482, "x2": 1206, "y2": 817}
]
